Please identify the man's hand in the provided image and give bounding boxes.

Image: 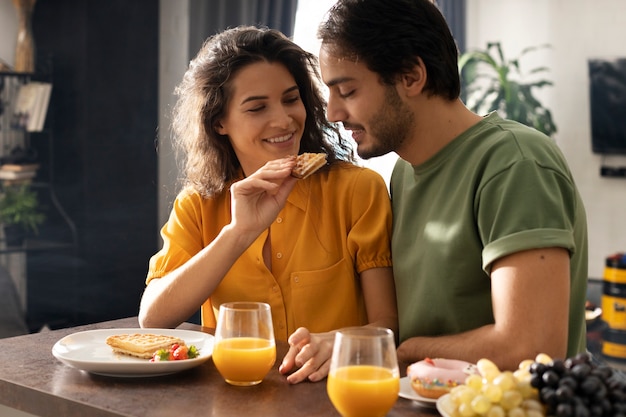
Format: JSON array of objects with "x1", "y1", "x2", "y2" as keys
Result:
[{"x1": 279, "y1": 327, "x2": 335, "y2": 384}]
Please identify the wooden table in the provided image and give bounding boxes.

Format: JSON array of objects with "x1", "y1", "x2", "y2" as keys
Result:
[{"x1": 0, "y1": 317, "x2": 439, "y2": 417}]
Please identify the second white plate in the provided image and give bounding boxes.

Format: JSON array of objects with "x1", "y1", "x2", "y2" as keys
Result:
[
  {"x1": 436, "y1": 394, "x2": 453, "y2": 417},
  {"x1": 398, "y1": 376, "x2": 438, "y2": 406},
  {"x1": 52, "y1": 328, "x2": 214, "y2": 377}
]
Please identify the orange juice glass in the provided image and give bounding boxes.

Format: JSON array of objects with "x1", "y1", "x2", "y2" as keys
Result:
[
  {"x1": 327, "y1": 328, "x2": 399, "y2": 417},
  {"x1": 213, "y1": 302, "x2": 276, "y2": 386}
]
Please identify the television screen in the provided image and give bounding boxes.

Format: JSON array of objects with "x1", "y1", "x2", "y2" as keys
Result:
[{"x1": 588, "y1": 58, "x2": 626, "y2": 155}]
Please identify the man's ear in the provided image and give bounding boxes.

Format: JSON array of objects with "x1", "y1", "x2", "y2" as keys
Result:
[{"x1": 401, "y1": 57, "x2": 427, "y2": 97}]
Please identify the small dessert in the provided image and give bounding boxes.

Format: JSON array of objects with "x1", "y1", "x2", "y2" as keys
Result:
[
  {"x1": 291, "y1": 153, "x2": 327, "y2": 179},
  {"x1": 105, "y1": 333, "x2": 186, "y2": 359},
  {"x1": 407, "y1": 357, "x2": 477, "y2": 399}
]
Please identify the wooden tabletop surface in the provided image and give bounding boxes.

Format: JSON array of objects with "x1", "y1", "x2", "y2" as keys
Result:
[{"x1": 0, "y1": 317, "x2": 440, "y2": 417}]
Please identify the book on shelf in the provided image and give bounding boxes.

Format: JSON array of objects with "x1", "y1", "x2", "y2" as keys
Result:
[
  {"x1": 0, "y1": 163, "x2": 40, "y2": 172},
  {"x1": 12, "y1": 81, "x2": 53, "y2": 132},
  {"x1": 0, "y1": 169, "x2": 37, "y2": 180}
]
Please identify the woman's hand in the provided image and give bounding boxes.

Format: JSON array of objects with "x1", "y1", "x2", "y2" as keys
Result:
[
  {"x1": 230, "y1": 157, "x2": 297, "y2": 237},
  {"x1": 279, "y1": 327, "x2": 335, "y2": 384}
]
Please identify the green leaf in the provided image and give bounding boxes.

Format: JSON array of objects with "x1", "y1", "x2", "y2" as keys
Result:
[
  {"x1": 459, "y1": 41, "x2": 557, "y2": 137},
  {"x1": 0, "y1": 184, "x2": 46, "y2": 234},
  {"x1": 188, "y1": 345, "x2": 199, "y2": 359}
]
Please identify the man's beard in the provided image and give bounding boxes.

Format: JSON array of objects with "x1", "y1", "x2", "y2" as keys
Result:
[{"x1": 357, "y1": 85, "x2": 414, "y2": 160}]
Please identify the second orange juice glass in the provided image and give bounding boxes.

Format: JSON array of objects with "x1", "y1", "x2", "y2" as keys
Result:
[{"x1": 327, "y1": 327, "x2": 400, "y2": 417}]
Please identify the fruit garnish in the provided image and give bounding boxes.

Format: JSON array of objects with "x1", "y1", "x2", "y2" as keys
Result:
[{"x1": 150, "y1": 343, "x2": 199, "y2": 362}]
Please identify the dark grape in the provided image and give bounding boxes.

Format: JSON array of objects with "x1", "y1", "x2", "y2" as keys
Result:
[
  {"x1": 540, "y1": 386, "x2": 558, "y2": 407},
  {"x1": 555, "y1": 384, "x2": 575, "y2": 402},
  {"x1": 530, "y1": 361, "x2": 548, "y2": 375},
  {"x1": 600, "y1": 398, "x2": 612, "y2": 415},
  {"x1": 552, "y1": 358, "x2": 566, "y2": 375},
  {"x1": 574, "y1": 352, "x2": 592, "y2": 363},
  {"x1": 543, "y1": 369, "x2": 561, "y2": 387},
  {"x1": 592, "y1": 382, "x2": 607, "y2": 402},
  {"x1": 589, "y1": 404, "x2": 603, "y2": 417},
  {"x1": 571, "y1": 363, "x2": 592, "y2": 380},
  {"x1": 591, "y1": 365, "x2": 613, "y2": 380},
  {"x1": 559, "y1": 375, "x2": 578, "y2": 390},
  {"x1": 556, "y1": 403, "x2": 573, "y2": 417},
  {"x1": 530, "y1": 372, "x2": 543, "y2": 388},
  {"x1": 580, "y1": 375, "x2": 601, "y2": 396},
  {"x1": 574, "y1": 403, "x2": 590, "y2": 417}
]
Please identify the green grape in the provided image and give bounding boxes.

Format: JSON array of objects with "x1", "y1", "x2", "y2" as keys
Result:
[
  {"x1": 534, "y1": 353, "x2": 552, "y2": 364},
  {"x1": 466, "y1": 373, "x2": 483, "y2": 391},
  {"x1": 451, "y1": 385, "x2": 478, "y2": 406},
  {"x1": 507, "y1": 407, "x2": 526, "y2": 417},
  {"x1": 477, "y1": 358, "x2": 500, "y2": 382},
  {"x1": 518, "y1": 359, "x2": 534, "y2": 371},
  {"x1": 525, "y1": 410, "x2": 544, "y2": 417},
  {"x1": 493, "y1": 371, "x2": 517, "y2": 391},
  {"x1": 458, "y1": 402, "x2": 477, "y2": 417},
  {"x1": 470, "y1": 394, "x2": 491, "y2": 414},
  {"x1": 513, "y1": 368, "x2": 530, "y2": 383},
  {"x1": 500, "y1": 389, "x2": 523, "y2": 410},
  {"x1": 516, "y1": 380, "x2": 537, "y2": 400},
  {"x1": 485, "y1": 405, "x2": 506, "y2": 417},
  {"x1": 520, "y1": 398, "x2": 543, "y2": 412},
  {"x1": 482, "y1": 383, "x2": 503, "y2": 403}
]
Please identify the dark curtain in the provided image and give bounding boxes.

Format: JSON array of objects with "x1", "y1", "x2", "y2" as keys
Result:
[
  {"x1": 437, "y1": 0, "x2": 466, "y2": 53},
  {"x1": 188, "y1": 0, "x2": 299, "y2": 59}
]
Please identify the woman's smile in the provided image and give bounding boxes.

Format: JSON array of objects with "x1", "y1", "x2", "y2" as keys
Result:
[{"x1": 265, "y1": 132, "x2": 295, "y2": 144}]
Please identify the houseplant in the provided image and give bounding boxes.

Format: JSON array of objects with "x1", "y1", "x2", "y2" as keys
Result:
[
  {"x1": 0, "y1": 183, "x2": 45, "y2": 246},
  {"x1": 458, "y1": 41, "x2": 557, "y2": 137}
]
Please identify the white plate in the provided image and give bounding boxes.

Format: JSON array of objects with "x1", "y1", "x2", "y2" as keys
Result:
[
  {"x1": 398, "y1": 376, "x2": 438, "y2": 406},
  {"x1": 436, "y1": 394, "x2": 453, "y2": 417},
  {"x1": 52, "y1": 328, "x2": 214, "y2": 377}
]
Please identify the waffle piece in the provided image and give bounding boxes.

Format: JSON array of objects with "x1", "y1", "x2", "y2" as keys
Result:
[
  {"x1": 291, "y1": 153, "x2": 327, "y2": 179},
  {"x1": 105, "y1": 333, "x2": 186, "y2": 359}
]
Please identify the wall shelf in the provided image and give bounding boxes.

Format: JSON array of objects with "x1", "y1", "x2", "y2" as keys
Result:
[{"x1": 0, "y1": 69, "x2": 77, "y2": 317}]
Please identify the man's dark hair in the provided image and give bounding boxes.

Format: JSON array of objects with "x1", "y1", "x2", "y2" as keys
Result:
[{"x1": 318, "y1": 0, "x2": 460, "y2": 99}]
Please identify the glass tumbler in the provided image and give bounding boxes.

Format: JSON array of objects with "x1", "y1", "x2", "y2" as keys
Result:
[
  {"x1": 212, "y1": 301, "x2": 276, "y2": 386},
  {"x1": 327, "y1": 327, "x2": 400, "y2": 417}
]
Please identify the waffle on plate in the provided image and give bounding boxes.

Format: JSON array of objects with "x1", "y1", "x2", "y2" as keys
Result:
[{"x1": 105, "y1": 333, "x2": 186, "y2": 359}]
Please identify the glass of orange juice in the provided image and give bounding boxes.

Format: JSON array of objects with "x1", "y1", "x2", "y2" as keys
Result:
[
  {"x1": 212, "y1": 301, "x2": 276, "y2": 386},
  {"x1": 327, "y1": 327, "x2": 399, "y2": 417}
]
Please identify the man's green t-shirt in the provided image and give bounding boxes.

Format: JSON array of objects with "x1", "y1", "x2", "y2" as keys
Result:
[{"x1": 391, "y1": 112, "x2": 588, "y2": 357}]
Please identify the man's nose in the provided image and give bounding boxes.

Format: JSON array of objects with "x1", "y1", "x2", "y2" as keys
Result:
[{"x1": 326, "y1": 93, "x2": 346, "y2": 123}]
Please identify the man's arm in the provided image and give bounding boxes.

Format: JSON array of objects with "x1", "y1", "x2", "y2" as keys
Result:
[{"x1": 396, "y1": 247, "x2": 570, "y2": 370}]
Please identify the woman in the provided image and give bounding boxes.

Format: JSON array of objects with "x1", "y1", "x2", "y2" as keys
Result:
[{"x1": 138, "y1": 26, "x2": 397, "y2": 384}]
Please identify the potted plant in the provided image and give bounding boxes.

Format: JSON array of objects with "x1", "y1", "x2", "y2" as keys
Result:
[
  {"x1": 0, "y1": 183, "x2": 45, "y2": 246},
  {"x1": 458, "y1": 41, "x2": 557, "y2": 137}
]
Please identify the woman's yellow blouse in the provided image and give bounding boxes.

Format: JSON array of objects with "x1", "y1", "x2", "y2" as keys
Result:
[{"x1": 147, "y1": 163, "x2": 392, "y2": 341}]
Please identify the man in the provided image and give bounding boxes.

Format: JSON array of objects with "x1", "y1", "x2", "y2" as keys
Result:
[{"x1": 317, "y1": 0, "x2": 588, "y2": 371}]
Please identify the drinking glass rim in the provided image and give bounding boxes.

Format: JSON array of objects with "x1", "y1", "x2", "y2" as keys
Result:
[
  {"x1": 336, "y1": 326, "x2": 395, "y2": 339},
  {"x1": 219, "y1": 301, "x2": 271, "y2": 311}
]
